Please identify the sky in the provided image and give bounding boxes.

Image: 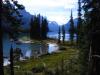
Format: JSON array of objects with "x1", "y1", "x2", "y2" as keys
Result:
[{"x1": 18, "y1": 0, "x2": 78, "y2": 25}]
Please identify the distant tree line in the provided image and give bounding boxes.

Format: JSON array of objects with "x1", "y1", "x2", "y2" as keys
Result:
[
  {"x1": 69, "y1": 10, "x2": 75, "y2": 45},
  {"x1": 58, "y1": 25, "x2": 66, "y2": 44}
]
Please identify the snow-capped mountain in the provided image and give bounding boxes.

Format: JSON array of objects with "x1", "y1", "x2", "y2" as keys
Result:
[
  {"x1": 19, "y1": 11, "x2": 59, "y2": 32},
  {"x1": 2, "y1": 7, "x2": 78, "y2": 33},
  {"x1": 48, "y1": 21, "x2": 59, "y2": 32}
]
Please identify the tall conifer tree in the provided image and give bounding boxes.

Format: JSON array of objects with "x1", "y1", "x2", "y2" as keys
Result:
[
  {"x1": 77, "y1": 0, "x2": 82, "y2": 46},
  {"x1": 41, "y1": 17, "x2": 48, "y2": 39},
  {"x1": 10, "y1": 45, "x2": 14, "y2": 75},
  {"x1": 0, "y1": 0, "x2": 4, "y2": 73},
  {"x1": 83, "y1": 0, "x2": 100, "y2": 75},
  {"x1": 58, "y1": 26, "x2": 61, "y2": 43},
  {"x1": 69, "y1": 10, "x2": 75, "y2": 44},
  {"x1": 30, "y1": 16, "x2": 35, "y2": 39},
  {"x1": 62, "y1": 25, "x2": 65, "y2": 43},
  {"x1": 2, "y1": 0, "x2": 24, "y2": 39},
  {"x1": 30, "y1": 15, "x2": 41, "y2": 39}
]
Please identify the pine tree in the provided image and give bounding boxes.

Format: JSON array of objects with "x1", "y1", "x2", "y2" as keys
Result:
[
  {"x1": 0, "y1": 1, "x2": 4, "y2": 75},
  {"x1": 10, "y1": 45, "x2": 14, "y2": 75},
  {"x1": 30, "y1": 15, "x2": 41, "y2": 39},
  {"x1": 58, "y1": 26, "x2": 61, "y2": 43},
  {"x1": 36, "y1": 14, "x2": 41, "y2": 39},
  {"x1": 76, "y1": 0, "x2": 83, "y2": 46},
  {"x1": 2, "y1": 0, "x2": 24, "y2": 39},
  {"x1": 41, "y1": 17, "x2": 49, "y2": 39},
  {"x1": 83, "y1": 0, "x2": 100, "y2": 75},
  {"x1": 0, "y1": 27, "x2": 4, "y2": 75},
  {"x1": 0, "y1": 14, "x2": 4, "y2": 75},
  {"x1": 30, "y1": 15, "x2": 48, "y2": 40},
  {"x1": 30, "y1": 16, "x2": 35, "y2": 39},
  {"x1": 62, "y1": 25, "x2": 65, "y2": 44},
  {"x1": 1, "y1": 1, "x2": 24, "y2": 74},
  {"x1": 31, "y1": 16, "x2": 38, "y2": 39},
  {"x1": 69, "y1": 10, "x2": 75, "y2": 44}
]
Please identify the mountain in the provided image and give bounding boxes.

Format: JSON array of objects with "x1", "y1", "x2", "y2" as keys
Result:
[
  {"x1": 2, "y1": 7, "x2": 78, "y2": 33},
  {"x1": 64, "y1": 18, "x2": 78, "y2": 32},
  {"x1": 18, "y1": 9, "x2": 32, "y2": 30},
  {"x1": 2, "y1": 9, "x2": 32, "y2": 32},
  {"x1": 48, "y1": 21, "x2": 59, "y2": 32},
  {"x1": 19, "y1": 12, "x2": 59, "y2": 32}
]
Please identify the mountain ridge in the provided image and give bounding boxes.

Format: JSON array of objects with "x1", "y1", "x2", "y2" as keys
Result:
[{"x1": 2, "y1": 8, "x2": 78, "y2": 32}]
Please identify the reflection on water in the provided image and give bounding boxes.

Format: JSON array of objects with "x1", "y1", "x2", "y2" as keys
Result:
[
  {"x1": 3, "y1": 33, "x2": 59, "y2": 66},
  {"x1": 48, "y1": 43, "x2": 59, "y2": 53},
  {"x1": 25, "y1": 50, "x2": 31, "y2": 58},
  {"x1": 3, "y1": 43, "x2": 59, "y2": 66},
  {"x1": 4, "y1": 58, "x2": 10, "y2": 66},
  {"x1": 47, "y1": 32, "x2": 76, "y2": 41}
]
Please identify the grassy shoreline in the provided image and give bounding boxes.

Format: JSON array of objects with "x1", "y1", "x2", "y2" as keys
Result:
[{"x1": 4, "y1": 39, "x2": 79, "y2": 75}]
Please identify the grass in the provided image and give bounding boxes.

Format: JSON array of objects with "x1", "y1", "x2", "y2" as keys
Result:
[
  {"x1": 4, "y1": 39, "x2": 80, "y2": 75},
  {"x1": 14, "y1": 43, "x2": 79, "y2": 74}
]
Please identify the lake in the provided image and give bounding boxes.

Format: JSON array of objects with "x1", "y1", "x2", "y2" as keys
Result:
[{"x1": 3, "y1": 32, "x2": 74, "y2": 66}]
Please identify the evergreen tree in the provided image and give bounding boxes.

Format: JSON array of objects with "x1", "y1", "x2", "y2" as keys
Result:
[
  {"x1": 30, "y1": 15, "x2": 41, "y2": 39},
  {"x1": 36, "y1": 14, "x2": 41, "y2": 39},
  {"x1": 2, "y1": 0, "x2": 24, "y2": 39},
  {"x1": 0, "y1": 26, "x2": 4, "y2": 75},
  {"x1": 1, "y1": 0, "x2": 24, "y2": 74},
  {"x1": 62, "y1": 25, "x2": 65, "y2": 43},
  {"x1": 58, "y1": 26, "x2": 61, "y2": 43},
  {"x1": 10, "y1": 45, "x2": 14, "y2": 75},
  {"x1": 30, "y1": 14, "x2": 48, "y2": 40},
  {"x1": 0, "y1": 9, "x2": 4, "y2": 75},
  {"x1": 30, "y1": 16, "x2": 35, "y2": 39},
  {"x1": 76, "y1": 0, "x2": 83, "y2": 46},
  {"x1": 41, "y1": 17, "x2": 49, "y2": 39},
  {"x1": 69, "y1": 10, "x2": 75, "y2": 44},
  {"x1": 82, "y1": 0, "x2": 100, "y2": 75}
]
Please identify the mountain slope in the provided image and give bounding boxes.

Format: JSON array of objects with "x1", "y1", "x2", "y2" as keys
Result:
[
  {"x1": 18, "y1": 9, "x2": 32, "y2": 30},
  {"x1": 2, "y1": 8, "x2": 78, "y2": 33},
  {"x1": 48, "y1": 21, "x2": 59, "y2": 32}
]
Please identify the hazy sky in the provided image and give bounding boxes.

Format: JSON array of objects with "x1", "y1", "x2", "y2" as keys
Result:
[{"x1": 18, "y1": 0, "x2": 78, "y2": 25}]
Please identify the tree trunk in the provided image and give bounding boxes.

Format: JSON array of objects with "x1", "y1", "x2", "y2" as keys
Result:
[
  {"x1": 89, "y1": 31, "x2": 100, "y2": 75},
  {"x1": 0, "y1": 0, "x2": 4, "y2": 74},
  {"x1": 10, "y1": 46, "x2": 14, "y2": 75}
]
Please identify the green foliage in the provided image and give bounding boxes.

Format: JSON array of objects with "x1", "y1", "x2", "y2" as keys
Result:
[
  {"x1": 0, "y1": 13, "x2": 4, "y2": 75},
  {"x1": 82, "y1": 0, "x2": 100, "y2": 75},
  {"x1": 4, "y1": 40, "x2": 81, "y2": 75},
  {"x1": 13, "y1": 48, "x2": 23, "y2": 61},
  {"x1": 2, "y1": 0, "x2": 24, "y2": 39},
  {"x1": 75, "y1": 0, "x2": 89, "y2": 75}
]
